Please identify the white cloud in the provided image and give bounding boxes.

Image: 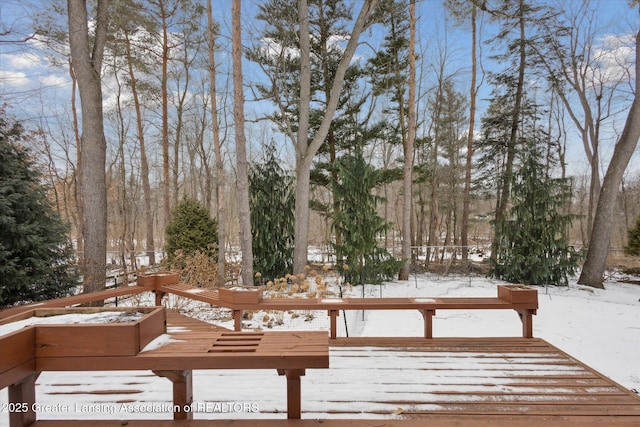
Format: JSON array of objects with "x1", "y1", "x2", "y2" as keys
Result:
[
  {"x1": 6, "y1": 52, "x2": 43, "y2": 69},
  {"x1": 0, "y1": 69, "x2": 29, "y2": 87},
  {"x1": 40, "y1": 74, "x2": 68, "y2": 88},
  {"x1": 259, "y1": 33, "x2": 349, "y2": 62},
  {"x1": 260, "y1": 36, "x2": 300, "y2": 60},
  {"x1": 589, "y1": 33, "x2": 636, "y2": 86}
]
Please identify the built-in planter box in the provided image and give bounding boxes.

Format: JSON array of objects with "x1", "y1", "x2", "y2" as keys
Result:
[
  {"x1": 0, "y1": 326, "x2": 35, "y2": 387},
  {"x1": 137, "y1": 272, "x2": 179, "y2": 289},
  {"x1": 0, "y1": 306, "x2": 166, "y2": 359},
  {"x1": 497, "y1": 284, "x2": 538, "y2": 304},
  {"x1": 219, "y1": 286, "x2": 263, "y2": 304}
]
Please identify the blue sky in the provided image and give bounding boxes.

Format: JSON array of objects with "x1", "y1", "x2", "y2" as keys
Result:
[{"x1": 0, "y1": 0, "x2": 638, "y2": 176}]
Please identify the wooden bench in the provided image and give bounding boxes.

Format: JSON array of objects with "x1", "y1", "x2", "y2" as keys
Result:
[
  {"x1": 156, "y1": 282, "x2": 538, "y2": 339},
  {"x1": 227, "y1": 296, "x2": 537, "y2": 339},
  {"x1": 139, "y1": 275, "x2": 537, "y2": 340},
  {"x1": 3, "y1": 330, "x2": 329, "y2": 426},
  {"x1": 325, "y1": 296, "x2": 537, "y2": 339}
]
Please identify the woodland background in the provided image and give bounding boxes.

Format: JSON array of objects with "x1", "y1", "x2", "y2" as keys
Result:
[{"x1": 1, "y1": 0, "x2": 639, "y2": 298}]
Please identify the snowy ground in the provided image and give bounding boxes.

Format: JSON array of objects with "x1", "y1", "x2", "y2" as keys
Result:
[{"x1": 1, "y1": 273, "x2": 639, "y2": 422}]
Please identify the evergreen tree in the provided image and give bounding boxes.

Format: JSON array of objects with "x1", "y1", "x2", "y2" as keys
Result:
[
  {"x1": 246, "y1": 0, "x2": 354, "y2": 140},
  {"x1": 490, "y1": 138, "x2": 582, "y2": 286},
  {"x1": 367, "y1": 0, "x2": 409, "y2": 111},
  {"x1": 248, "y1": 0, "x2": 366, "y2": 267},
  {"x1": 476, "y1": 0, "x2": 557, "y2": 266},
  {"x1": 246, "y1": 0, "x2": 377, "y2": 274},
  {"x1": 0, "y1": 115, "x2": 78, "y2": 307},
  {"x1": 164, "y1": 198, "x2": 217, "y2": 262},
  {"x1": 250, "y1": 143, "x2": 296, "y2": 281},
  {"x1": 476, "y1": 78, "x2": 523, "y2": 201},
  {"x1": 624, "y1": 215, "x2": 640, "y2": 256},
  {"x1": 332, "y1": 151, "x2": 401, "y2": 284}
]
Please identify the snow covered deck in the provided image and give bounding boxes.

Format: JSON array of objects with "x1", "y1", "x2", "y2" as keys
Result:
[
  {"x1": 2, "y1": 310, "x2": 639, "y2": 426},
  {"x1": 2, "y1": 281, "x2": 640, "y2": 426}
]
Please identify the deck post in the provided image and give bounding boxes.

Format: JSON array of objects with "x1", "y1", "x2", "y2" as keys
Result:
[
  {"x1": 8, "y1": 373, "x2": 39, "y2": 427},
  {"x1": 154, "y1": 290, "x2": 166, "y2": 307},
  {"x1": 516, "y1": 309, "x2": 536, "y2": 338},
  {"x1": 277, "y1": 368, "x2": 305, "y2": 419},
  {"x1": 233, "y1": 309, "x2": 243, "y2": 331},
  {"x1": 419, "y1": 309, "x2": 435, "y2": 338},
  {"x1": 153, "y1": 370, "x2": 193, "y2": 420},
  {"x1": 328, "y1": 310, "x2": 339, "y2": 339}
]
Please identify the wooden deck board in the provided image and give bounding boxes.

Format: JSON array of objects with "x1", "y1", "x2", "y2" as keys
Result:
[
  {"x1": 307, "y1": 337, "x2": 640, "y2": 422},
  {"x1": 156, "y1": 312, "x2": 640, "y2": 422},
  {"x1": 4, "y1": 294, "x2": 640, "y2": 425},
  {"x1": 6, "y1": 311, "x2": 638, "y2": 426},
  {"x1": 27, "y1": 415, "x2": 640, "y2": 426},
  {"x1": 164, "y1": 310, "x2": 229, "y2": 333}
]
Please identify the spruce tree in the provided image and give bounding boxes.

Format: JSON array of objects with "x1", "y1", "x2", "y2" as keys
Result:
[
  {"x1": 0, "y1": 116, "x2": 78, "y2": 307},
  {"x1": 332, "y1": 151, "x2": 401, "y2": 284},
  {"x1": 249, "y1": 143, "x2": 295, "y2": 281},
  {"x1": 490, "y1": 138, "x2": 582, "y2": 286},
  {"x1": 164, "y1": 198, "x2": 218, "y2": 262}
]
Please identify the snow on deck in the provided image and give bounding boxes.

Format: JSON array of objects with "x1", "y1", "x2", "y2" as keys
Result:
[{"x1": 5, "y1": 337, "x2": 636, "y2": 421}]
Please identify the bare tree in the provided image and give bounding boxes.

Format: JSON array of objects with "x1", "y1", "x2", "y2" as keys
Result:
[
  {"x1": 446, "y1": 0, "x2": 481, "y2": 263},
  {"x1": 232, "y1": 0, "x2": 253, "y2": 286},
  {"x1": 122, "y1": 29, "x2": 157, "y2": 266},
  {"x1": 67, "y1": 0, "x2": 109, "y2": 295},
  {"x1": 398, "y1": 0, "x2": 416, "y2": 280},
  {"x1": 170, "y1": 2, "x2": 205, "y2": 207},
  {"x1": 146, "y1": 0, "x2": 179, "y2": 227},
  {"x1": 207, "y1": 0, "x2": 226, "y2": 287},
  {"x1": 533, "y1": 1, "x2": 625, "y2": 243},
  {"x1": 578, "y1": 29, "x2": 640, "y2": 289}
]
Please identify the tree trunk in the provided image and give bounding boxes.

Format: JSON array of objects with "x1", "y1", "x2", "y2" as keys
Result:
[
  {"x1": 578, "y1": 30, "x2": 640, "y2": 289},
  {"x1": 124, "y1": 33, "x2": 155, "y2": 266},
  {"x1": 319, "y1": 18, "x2": 343, "y2": 265},
  {"x1": 160, "y1": 0, "x2": 171, "y2": 227},
  {"x1": 399, "y1": 0, "x2": 416, "y2": 280},
  {"x1": 232, "y1": 0, "x2": 254, "y2": 286},
  {"x1": 173, "y1": 40, "x2": 192, "y2": 207},
  {"x1": 67, "y1": 0, "x2": 109, "y2": 297},
  {"x1": 293, "y1": 0, "x2": 312, "y2": 273},
  {"x1": 292, "y1": 0, "x2": 378, "y2": 274},
  {"x1": 461, "y1": 3, "x2": 477, "y2": 263},
  {"x1": 68, "y1": 60, "x2": 84, "y2": 263},
  {"x1": 426, "y1": 143, "x2": 439, "y2": 268},
  {"x1": 114, "y1": 80, "x2": 130, "y2": 273},
  {"x1": 490, "y1": 0, "x2": 526, "y2": 264},
  {"x1": 208, "y1": 0, "x2": 226, "y2": 287}
]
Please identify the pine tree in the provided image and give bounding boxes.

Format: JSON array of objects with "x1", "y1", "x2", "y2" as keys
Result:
[
  {"x1": 332, "y1": 151, "x2": 401, "y2": 284},
  {"x1": 249, "y1": 143, "x2": 296, "y2": 281},
  {"x1": 490, "y1": 138, "x2": 582, "y2": 286},
  {"x1": 0, "y1": 115, "x2": 78, "y2": 307},
  {"x1": 164, "y1": 198, "x2": 218, "y2": 262},
  {"x1": 624, "y1": 215, "x2": 640, "y2": 256}
]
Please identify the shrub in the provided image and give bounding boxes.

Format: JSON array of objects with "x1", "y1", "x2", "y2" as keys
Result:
[
  {"x1": 164, "y1": 198, "x2": 217, "y2": 263},
  {"x1": 624, "y1": 215, "x2": 640, "y2": 256}
]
